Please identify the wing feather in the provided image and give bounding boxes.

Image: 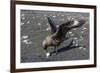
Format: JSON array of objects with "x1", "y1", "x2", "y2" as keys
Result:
[
  {"x1": 47, "y1": 17, "x2": 57, "y2": 34},
  {"x1": 55, "y1": 19, "x2": 86, "y2": 38}
]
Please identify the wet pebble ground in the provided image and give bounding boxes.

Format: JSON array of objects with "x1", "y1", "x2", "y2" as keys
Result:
[{"x1": 21, "y1": 10, "x2": 89, "y2": 63}]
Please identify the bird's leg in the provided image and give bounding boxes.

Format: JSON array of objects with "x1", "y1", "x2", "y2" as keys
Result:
[
  {"x1": 55, "y1": 46, "x2": 58, "y2": 55},
  {"x1": 45, "y1": 48, "x2": 51, "y2": 57},
  {"x1": 65, "y1": 37, "x2": 69, "y2": 40},
  {"x1": 43, "y1": 46, "x2": 50, "y2": 57},
  {"x1": 45, "y1": 49, "x2": 48, "y2": 53},
  {"x1": 43, "y1": 46, "x2": 48, "y2": 53},
  {"x1": 68, "y1": 39, "x2": 74, "y2": 47}
]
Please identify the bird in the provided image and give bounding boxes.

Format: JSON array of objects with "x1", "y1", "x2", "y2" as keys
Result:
[{"x1": 42, "y1": 16, "x2": 86, "y2": 57}]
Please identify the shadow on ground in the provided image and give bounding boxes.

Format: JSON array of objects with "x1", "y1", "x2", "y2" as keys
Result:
[{"x1": 50, "y1": 40, "x2": 81, "y2": 56}]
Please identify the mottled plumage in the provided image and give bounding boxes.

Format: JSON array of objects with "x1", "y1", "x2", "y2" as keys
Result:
[{"x1": 42, "y1": 17, "x2": 86, "y2": 57}]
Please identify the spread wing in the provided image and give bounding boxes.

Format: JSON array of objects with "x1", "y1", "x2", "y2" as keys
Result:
[
  {"x1": 55, "y1": 19, "x2": 86, "y2": 38},
  {"x1": 55, "y1": 20, "x2": 74, "y2": 37},
  {"x1": 68, "y1": 19, "x2": 86, "y2": 29},
  {"x1": 47, "y1": 17, "x2": 57, "y2": 34}
]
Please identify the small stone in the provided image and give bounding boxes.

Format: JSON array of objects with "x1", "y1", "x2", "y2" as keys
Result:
[
  {"x1": 44, "y1": 15, "x2": 47, "y2": 16},
  {"x1": 46, "y1": 23, "x2": 49, "y2": 25},
  {"x1": 70, "y1": 34, "x2": 74, "y2": 36},
  {"x1": 22, "y1": 39, "x2": 32, "y2": 45},
  {"x1": 81, "y1": 31, "x2": 84, "y2": 33},
  {"x1": 83, "y1": 48, "x2": 86, "y2": 50},
  {"x1": 82, "y1": 27, "x2": 87, "y2": 30},
  {"x1": 32, "y1": 17, "x2": 35, "y2": 19},
  {"x1": 79, "y1": 47, "x2": 86, "y2": 50},
  {"x1": 61, "y1": 18, "x2": 65, "y2": 21},
  {"x1": 27, "y1": 21, "x2": 30, "y2": 24},
  {"x1": 22, "y1": 17, "x2": 25, "y2": 20},
  {"x1": 22, "y1": 35, "x2": 28, "y2": 39},
  {"x1": 38, "y1": 23, "x2": 41, "y2": 25},
  {"x1": 69, "y1": 31, "x2": 72, "y2": 34},
  {"x1": 72, "y1": 41, "x2": 76, "y2": 44},
  {"x1": 53, "y1": 15, "x2": 56, "y2": 18},
  {"x1": 73, "y1": 37, "x2": 78, "y2": 40},
  {"x1": 46, "y1": 52, "x2": 50, "y2": 58},
  {"x1": 80, "y1": 36, "x2": 83, "y2": 39},
  {"x1": 79, "y1": 38, "x2": 83, "y2": 41},
  {"x1": 21, "y1": 14, "x2": 25, "y2": 17},
  {"x1": 46, "y1": 28, "x2": 50, "y2": 31},
  {"x1": 56, "y1": 25, "x2": 59, "y2": 27},
  {"x1": 27, "y1": 42, "x2": 32, "y2": 44},
  {"x1": 79, "y1": 47, "x2": 83, "y2": 50},
  {"x1": 62, "y1": 15, "x2": 64, "y2": 16},
  {"x1": 22, "y1": 39, "x2": 28, "y2": 43},
  {"x1": 75, "y1": 43, "x2": 78, "y2": 46},
  {"x1": 21, "y1": 23, "x2": 24, "y2": 26},
  {"x1": 73, "y1": 28, "x2": 77, "y2": 30}
]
